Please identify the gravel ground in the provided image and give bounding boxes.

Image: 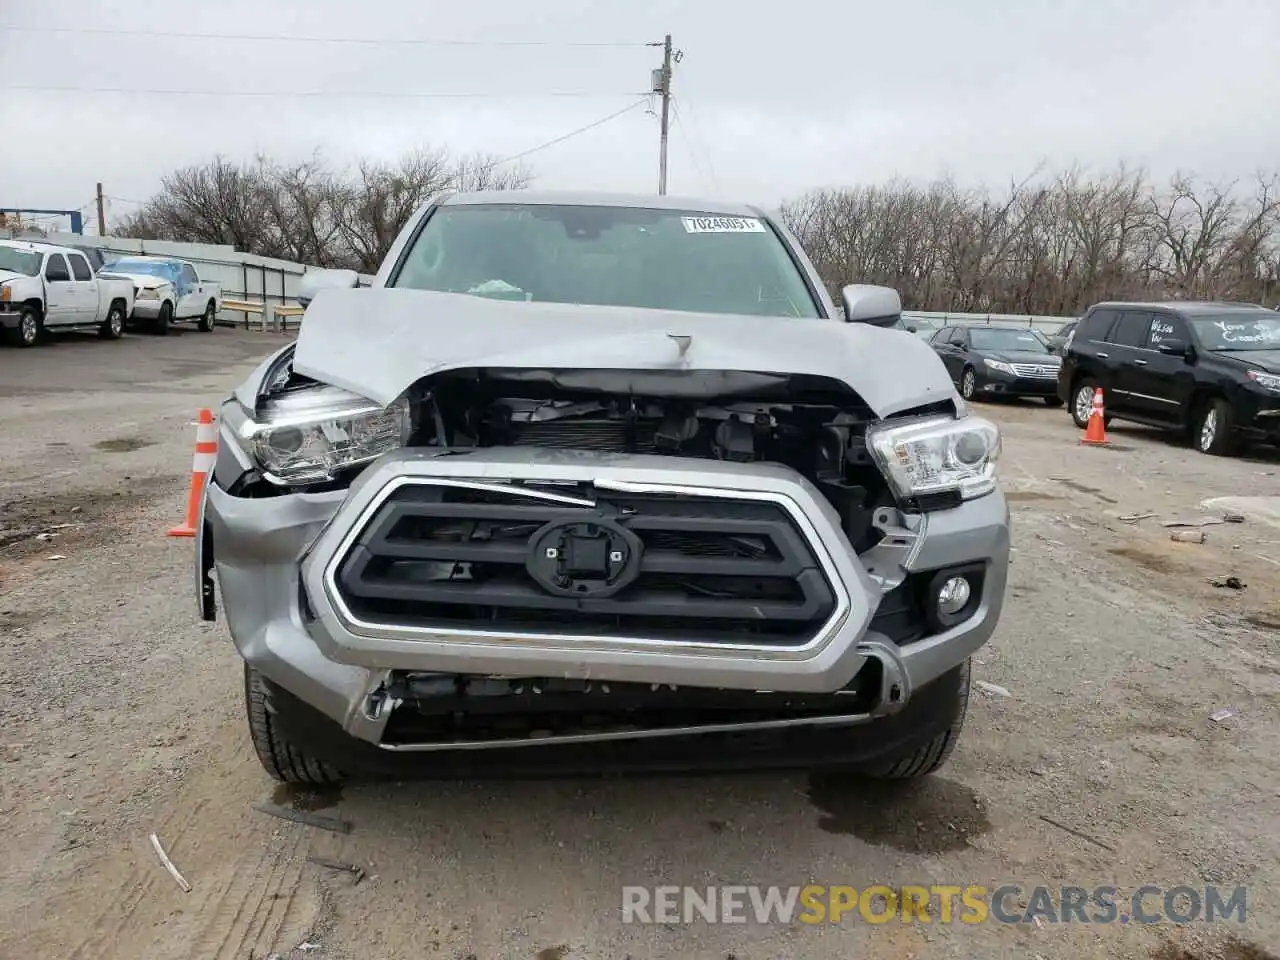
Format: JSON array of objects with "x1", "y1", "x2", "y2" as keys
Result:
[{"x1": 1, "y1": 329, "x2": 1278, "y2": 960}]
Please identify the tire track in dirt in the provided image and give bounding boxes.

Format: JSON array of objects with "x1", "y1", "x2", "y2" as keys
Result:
[{"x1": 57, "y1": 735, "x2": 325, "y2": 960}]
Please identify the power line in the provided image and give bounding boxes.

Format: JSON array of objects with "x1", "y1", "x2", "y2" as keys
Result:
[
  {"x1": 492, "y1": 98, "x2": 651, "y2": 167},
  {"x1": 671, "y1": 97, "x2": 719, "y2": 189},
  {"x1": 2, "y1": 24, "x2": 657, "y2": 48},
  {"x1": 670, "y1": 102, "x2": 711, "y2": 192},
  {"x1": 2, "y1": 84, "x2": 648, "y2": 100}
]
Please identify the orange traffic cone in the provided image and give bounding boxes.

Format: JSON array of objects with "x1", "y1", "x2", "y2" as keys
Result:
[
  {"x1": 1080, "y1": 387, "x2": 1110, "y2": 447},
  {"x1": 167, "y1": 408, "x2": 217, "y2": 537}
]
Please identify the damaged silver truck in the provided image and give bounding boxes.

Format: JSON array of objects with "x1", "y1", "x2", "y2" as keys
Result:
[{"x1": 196, "y1": 191, "x2": 1009, "y2": 783}]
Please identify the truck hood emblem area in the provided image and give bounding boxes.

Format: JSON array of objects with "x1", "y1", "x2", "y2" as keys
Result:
[{"x1": 527, "y1": 519, "x2": 643, "y2": 599}]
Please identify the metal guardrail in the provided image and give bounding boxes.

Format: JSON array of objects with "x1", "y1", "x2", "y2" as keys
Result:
[{"x1": 903, "y1": 311, "x2": 1076, "y2": 335}]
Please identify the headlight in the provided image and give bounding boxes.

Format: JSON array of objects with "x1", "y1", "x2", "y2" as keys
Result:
[
  {"x1": 1247, "y1": 370, "x2": 1280, "y2": 393},
  {"x1": 241, "y1": 384, "x2": 410, "y2": 484},
  {"x1": 867, "y1": 415, "x2": 1002, "y2": 502},
  {"x1": 983, "y1": 358, "x2": 1016, "y2": 375},
  {"x1": 137, "y1": 288, "x2": 159, "y2": 300}
]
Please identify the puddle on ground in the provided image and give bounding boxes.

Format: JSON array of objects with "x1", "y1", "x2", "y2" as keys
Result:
[
  {"x1": 1154, "y1": 936, "x2": 1279, "y2": 960},
  {"x1": 271, "y1": 782, "x2": 344, "y2": 812},
  {"x1": 805, "y1": 774, "x2": 990, "y2": 853},
  {"x1": 535, "y1": 947, "x2": 569, "y2": 960},
  {"x1": 94, "y1": 437, "x2": 155, "y2": 453}
]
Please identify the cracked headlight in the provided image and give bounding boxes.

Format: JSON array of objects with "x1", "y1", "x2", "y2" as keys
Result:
[
  {"x1": 867, "y1": 415, "x2": 1001, "y2": 502},
  {"x1": 243, "y1": 384, "x2": 409, "y2": 485}
]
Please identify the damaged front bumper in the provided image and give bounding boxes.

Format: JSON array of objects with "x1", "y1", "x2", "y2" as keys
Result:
[{"x1": 201, "y1": 448, "x2": 1009, "y2": 753}]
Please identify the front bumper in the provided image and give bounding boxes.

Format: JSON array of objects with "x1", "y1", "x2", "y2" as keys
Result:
[
  {"x1": 974, "y1": 366, "x2": 1061, "y2": 397},
  {"x1": 1235, "y1": 390, "x2": 1280, "y2": 439},
  {"x1": 129, "y1": 298, "x2": 166, "y2": 320},
  {"x1": 203, "y1": 448, "x2": 1009, "y2": 750}
]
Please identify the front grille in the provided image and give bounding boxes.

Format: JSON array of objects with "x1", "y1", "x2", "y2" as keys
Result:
[
  {"x1": 1010, "y1": 363, "x2": 1058, "y2": 380},
  {"x1": 331, "y1": 481, "x2": 838, "y2": 646},
  {"x1": 511, "y1": 419, "x2": 658, "y2": 453}
]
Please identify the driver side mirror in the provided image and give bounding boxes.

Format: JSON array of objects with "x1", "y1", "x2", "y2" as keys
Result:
[
  {"x1": 840, "y1": 284, "x2": 903, "y2": 327},
  {"x1": 297, "y1": 268, "x2": 359, "y2": 308},
  {"x1": 1157, "y1": 339, "x2": 1191, "y2": 358}
]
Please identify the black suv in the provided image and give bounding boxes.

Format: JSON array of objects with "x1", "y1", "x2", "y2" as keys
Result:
[{"x1": 1058, "y1": 301, "x2": 1280, "y2": 454}]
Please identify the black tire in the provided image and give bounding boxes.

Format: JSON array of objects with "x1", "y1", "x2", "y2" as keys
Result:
[
  {"x1": 244, "y1": 664, "x2": 343, "y2": 784},
  {"x1": 99, "y1": 301, "x2": 125, "y2": 340},
  {"x1": 960, "y1": 366, "x2": 977, "y2": 400},
  {"x1": 1043, "y1": 396, "x2": 1064, "y2": 408},
  {"x1": 870, "y1": 659, "x2": 971, "y2": 779},
  {"x1": 8, "y1": 304, "x2": 42, "y2": 347},
  {"x1": 197, "y1": 299, "x2": 216, "y2": 332},
  {"x1": 1070, "y1": 379, "x2": 1099, "y2": 428},
  {"x1": 153, "y1": 300, "x2": 173, "y2": 336},
  {"x1": 1194, "y1": 397, "x2": 1235, "y2": 456}
]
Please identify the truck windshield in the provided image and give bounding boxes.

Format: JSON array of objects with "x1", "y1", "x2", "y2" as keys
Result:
[
  {"x1": 0, "y1": 247, "x2": 42, "y2": 276},
  {"x1": 1189, "y1": 313, "x2": 1280, "y2": 351},
  {"x1": 391, "y1": 204, "x2": 821, "y2": 319},
  {"x1": 102, "y1": 260, "x2": 172, "y2": 278}
]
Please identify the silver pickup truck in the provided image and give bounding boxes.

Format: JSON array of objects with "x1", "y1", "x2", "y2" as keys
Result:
[
  {"x1": 197, "y1": 191, "x2": 1009, "y2": 783},
  {"x1": 0, "y1": 239, "x2": 135, "y2": 346}
]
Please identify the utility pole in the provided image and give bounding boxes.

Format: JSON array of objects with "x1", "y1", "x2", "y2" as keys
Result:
[
  {"x1": 655, "y1": 34, "x2": 673, "y2": 195},
  {"x1": 95, "y1": 182, "x2": 106, "y2": 236}
]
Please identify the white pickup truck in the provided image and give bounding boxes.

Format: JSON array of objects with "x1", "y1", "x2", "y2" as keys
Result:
[
  {"x1": 0, "y1": 239, "x2": 136, "y2": 347},
  {"x1": 98, "y1": 255, "x2": 223, "y2": 335}
]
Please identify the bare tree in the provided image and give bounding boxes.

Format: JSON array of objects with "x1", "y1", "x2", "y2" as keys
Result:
[
  {"x1": 118, "y1": 148, "x2": 532, "y2": 272},
  {"x1": 782, "y1": 165, "x2": 1280, "y2": 314}
]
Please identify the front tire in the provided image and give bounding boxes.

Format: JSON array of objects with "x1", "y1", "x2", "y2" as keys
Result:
[
  {"x1": 960, "y1": 367, "x2": 977, "y2": 400},
  {"x1": 99, "y1": 302, "x2": 125, "y2": 340},
  {"x1": 244, "y1": 665, "x2": 343, "y2": 784},
  {"x1": 1195, "y1": 397, "x2": 1235, "y2": 456},
  {"x1": 9, "y1": 305, "x2": 42, "y2": 347},
  {"x1": 870, "y1": 659, "x2": 971, "y2": 779},
  {"x1": 198, "y1": 299, "x2": 216, "y2": 332},
  {"x1": 152, "y1": 300, "x2": 173, "y2": 336}
]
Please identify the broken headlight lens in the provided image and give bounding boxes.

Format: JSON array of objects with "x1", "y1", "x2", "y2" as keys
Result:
[
  {"x1": 866, "y1": 414, "x2": 1001, "y2": 502},
  {"x1": 243, "y1": 385, "x2": 409, "y2": 485}
]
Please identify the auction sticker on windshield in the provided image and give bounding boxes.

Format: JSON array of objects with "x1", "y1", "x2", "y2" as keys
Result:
[{"x1": 681, "y1": 216, "x2": 766, "y2": 234}]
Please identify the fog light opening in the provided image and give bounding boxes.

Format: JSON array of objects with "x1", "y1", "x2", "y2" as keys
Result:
[
  {"x1": 937, "y1": 576, "x2": 972, "y2": 616},
  {"x1": 922, "y1": 563, "x2": 986, "y2": 632}
]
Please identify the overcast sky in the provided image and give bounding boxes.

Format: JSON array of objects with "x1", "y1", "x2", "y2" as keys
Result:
[{"x1": 2, "y1": 0, "x2": 1278, "y2": 233}]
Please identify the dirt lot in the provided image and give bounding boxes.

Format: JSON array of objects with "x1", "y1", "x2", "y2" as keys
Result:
[{"x1": 1, "y1": 328, "x2": 1278, "y2": 960}]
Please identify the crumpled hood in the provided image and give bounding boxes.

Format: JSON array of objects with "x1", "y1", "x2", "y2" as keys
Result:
[
  {"x1": 100, "y1": 271, "x2": 171, "y2": 289},
  {"x1": 290, "y1": 288, "x2": 958, "y2": 418}
]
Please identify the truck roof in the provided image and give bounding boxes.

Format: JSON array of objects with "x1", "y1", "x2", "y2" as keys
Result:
[
  {"x1": 100, "y1": 254, "x2": 188, "y2": 265},
  {"x1": 0, "y1": 237, "x2": 85, "y2": 257},
  {"x1": 439, "y1": 190, "x2": 766, "y2": 218}
]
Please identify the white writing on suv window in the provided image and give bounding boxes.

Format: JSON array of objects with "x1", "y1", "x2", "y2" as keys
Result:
[{"x1": 1213, "y1": 321, "x2": 1280, "y2": 344}]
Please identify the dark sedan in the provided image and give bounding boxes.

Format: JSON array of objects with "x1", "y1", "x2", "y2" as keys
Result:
[
  {"x1": 929, "y1": 324, "x2": 1065, "y2": 405},
  {"x1": 1045, "y1": 319, "x2": 1078, "y2": 355}
]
